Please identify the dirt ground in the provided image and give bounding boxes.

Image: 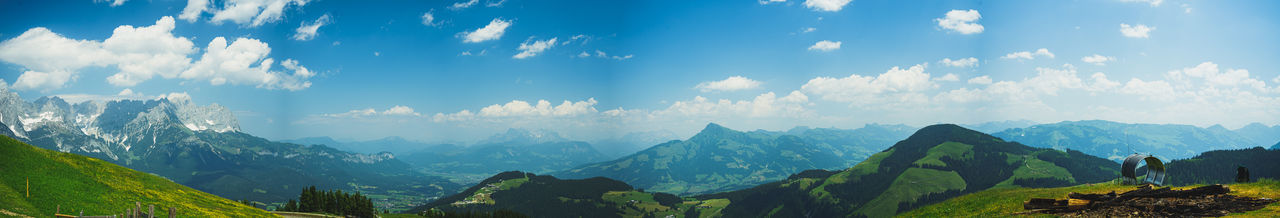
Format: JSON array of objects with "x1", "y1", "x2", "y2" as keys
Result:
[{"x1": 1027, "y1": 184, "x2": 1277, "y2": 217}]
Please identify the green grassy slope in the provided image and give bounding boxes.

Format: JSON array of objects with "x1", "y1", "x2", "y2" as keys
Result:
[
  {"x1": 695, "y1": 124, "x2": 1119, "y2": 218},
  {"x1": 0, "y1": 135, "x2": 275, "y2": 217},
  {"x1": 410, "y1": 171, "x2": 728, "y2": 218},
  {"x1": 901, "y1": 179, "x2": 1280, "y2": 217}
]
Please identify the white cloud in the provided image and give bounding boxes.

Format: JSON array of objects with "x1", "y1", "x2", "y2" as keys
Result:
[
  {"x1": 1181, "y1": 4, "x2": 1192, "y2": 13},
  {"x1": 96, "y1": 0, "x2": 128, "y2": 6},
  {"x1": 0, "y1": 17, "x2": 196, "y2": 90},
  {"x1": 117, "y1": 88, "x2": 136, "y2": 96},
  {"x1": 513, "y1": 37, "x2": 557, "y2": 59},
  {"x1": 585, "y1": 50, "x2": 633, "y2": 60},
  {"x1": 1001, "y1": 48, "x2": 1055, "y2": 60},
  {"x1": 1088, "y1": 72, "x2": 1122, "y2": 92},
  {"x1": 326, "y1": 105, "x2": 424, "y2": 118},
  {"x1": 1120, "y1": 78, "x2": 1175, "y2": 101},
  {"x1": 461, "y1": 19, "x2": 511, "y2": 43},
  {"x1": 802, "y1": 64, "x2": 936, "y2": 107},
  {"x1": 450, "y1": 0, "x2": 479, "y2": 10},
  {"x1": 103, "y1": 16, "x2": 198, "y2": 87},
  {"x1": 485, "y1": 0, "x2": 506, "y2": 7},
  {"x1": 654, "y1": 91, "x2": 811, "y2": 118},
  {"x1": 1165, "y1": 62, "x2": 1268, "y2": 91},
  {"x1": 1081, "y1": 54, "x2": 1116, "y2": 65},
  {"x1": 939, "y1": 57, "x2": 978, "y2": 67},
  {"x1": 802, "y1": 27, "x2": 817, "y2": 33},
  {"x1": 803, "y1": 0, "x2": 852, "y2": 12},
  {"x1": 433, "y1": 98, "x2": 601, "y2": 122},
  {"x1": 1120, "y1": 0, "x2": 1163, "y2": 7},
  {"x1": 383, "y1": 105, "x2": 422, "y2": 116},
  {"x1": 1120, "y1": 23, "x2": 1154, "y2": 38},
  {"x1": 935, "y1": 73, "x2": 960, "y2": 82},
  {"x1": 179, "y1": 0, "x2": 210, "y2": 22},
  {"x1": 181, "y1": 37, "x2": 314, "y2": 90},
  {"x1": 967, "y1": 75, "x2": 992, "y2": 85},
  {"x1": 695, "y1": 76, "x2": 763, "y2": 92},
  {"x1": 759, "y1": 0, "x2": 786, "y2": 5},
  {"x1": 935, "y1": 9, "x2": 984, "y2": 34},
  {"x1": 421, "y1": 11, "x2": 438, "y2": 26},
  {"x1": 207, "y1": 0, "x2": 311, "y2": 27},
  {"x1": 292, "y1": 14, "x2": 331, "y2": 41},
  {"x1": 808, "y1": 40, "x2": 841, "y2": 52}
]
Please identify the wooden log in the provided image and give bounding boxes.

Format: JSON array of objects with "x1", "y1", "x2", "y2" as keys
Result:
[
  {"x1": 1067, "y1": 199, "x2": 1091, "y2": 210},
  {"x1": 1024, "y1": 198, "x2": 1060, "y2": 210},
  {"x1": 169, "y1": 207, "x2": 176, "y2": 218},
  {"x1": 149, "y1": 204, "x2": 154, "y2": 218}
]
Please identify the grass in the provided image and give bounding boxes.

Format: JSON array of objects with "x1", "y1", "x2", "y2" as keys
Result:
[
  {"x1": 856, "y1": 168, "x2": 966, "y2": 217},
  {"x1": 913, "y1": 142, "x2": 974, "y2": 168},
  {"x1": 0, "y1": 135, "x2": 276, "y2": 217},
  {"x1": 900, "y1": 179, "x2": 1280, "y2": 217}
]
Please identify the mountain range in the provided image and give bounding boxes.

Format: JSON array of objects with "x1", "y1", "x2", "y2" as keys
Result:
[
  {"x1": 0, "y1": 88, "x2": 460, "y2": 211},
  {"x1": 554, "y1": 123, "x2": 917, "y2": 196},
  {"x1": 991, "y1": 120, "x2": 1274, "y2": 161},
  {"x1": 416, "y1": 124, "x2": 1118, "y2": 217},
  {"x1": 693, "y1": 124, "x2": 1118, "y2": 217},
  {"x1": 398, "y1": 128, "x2": 611, "y2": 183}
]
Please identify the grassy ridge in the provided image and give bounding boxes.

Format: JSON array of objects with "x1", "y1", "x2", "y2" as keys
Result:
[
  {"x1": 901, "y1": 179, "x2": 1280, "y2": 217},
  {"x1": 0, "y1": 135, "x2": 274, "y2": 217}
]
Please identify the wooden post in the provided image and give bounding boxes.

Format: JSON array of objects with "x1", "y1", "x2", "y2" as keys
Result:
[
  {"x1": 168, "y1": 207, "x2": 175, "y2": 218},
  {"x1": 25, "y1": 177, "x2": 28, "y2": 198},
  {"x1": 149, "y1": 204, "x2": 154, "y2": 218},
  {"x1": 135, "y1": 202, "x2": 141, "y2": 217},
  {"x1": 56, "y1": 205, "x2": 60, "y2": 214},
  {"x1": 127, "y1": 208, "x2": 131, "y2": 218}
]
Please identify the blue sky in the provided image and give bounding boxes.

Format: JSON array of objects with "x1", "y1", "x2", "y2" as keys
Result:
[{"x1": 1, "y1": 0, "x2": 1278, "y2": 142}]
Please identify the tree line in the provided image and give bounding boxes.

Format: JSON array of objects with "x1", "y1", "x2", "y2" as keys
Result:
[{"x1": 278, "y1": 186, "x2": 376, "y2": 217}]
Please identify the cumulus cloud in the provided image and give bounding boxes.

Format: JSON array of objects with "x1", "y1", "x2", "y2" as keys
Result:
[
  {"x1": 1120, "y1": 23, "x2": 1154, "y2": 38},
  {"x1": 967, "y1": 75, "x2": 993, "y2": 85},
  {"x1": 179, "y1": 0, "x2": 210, "y2": 22},
  {"x1": 808, "y1": 40, "x2": 841, "y2": 52},
  {"x1": 513, "y1": 37, "x2": 557, "y2": 59},
  {"x1": 292, "y1": 14, "x2": 331, "y2": 41},
  {"x1": 804, "y1": 0, "x2": 852, "y2": 12},
  {"x1": 1081, "y1": 54, "x2": 1116, "y2": 65},
  {"x1": 461, "y1": 19, "x2": 511, "y2": 43},
  {"x1": 935, "y1": 9, "x2": 984, "y2": 34},
  {"x1": 802, "y1": 64, "x2": 936, "y2": 107},
  {"x1": 0, "y1": 17, "x2": 200, "y2": 91},
  {"x1": 940, "y1": 57, "x2": 978, "y2": 67},
  {"x1": 185, "y1": 0, "x2": 312, "y2": 27},
  {"x1": 325, "y1": 105, "x2": 424, "y2": 118},
  {"x1": 181, "y1": 37, "x2": 314, "y2": 90},
  {"x1": 421, "y1": 11, "x2": 438, "y2": 26},
  {"x1": 653, "y1": 91, "x2": 811, "y2": 118},
  {"x1": 1001, "y1": 48, "x2": 1055, "y2": 60},
  {"x1": 935, "y1": 73, "x2": 960, "y2": 82},
  {"x1": 433, "y1": 98, "x2": 600, "y2": 122},
  {"x1": 1164, "y1": 62, "x2": 1268, "y2": 91},
  {"x1": 695, "y1": 76, "x2": 763, "y2": 92}
]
